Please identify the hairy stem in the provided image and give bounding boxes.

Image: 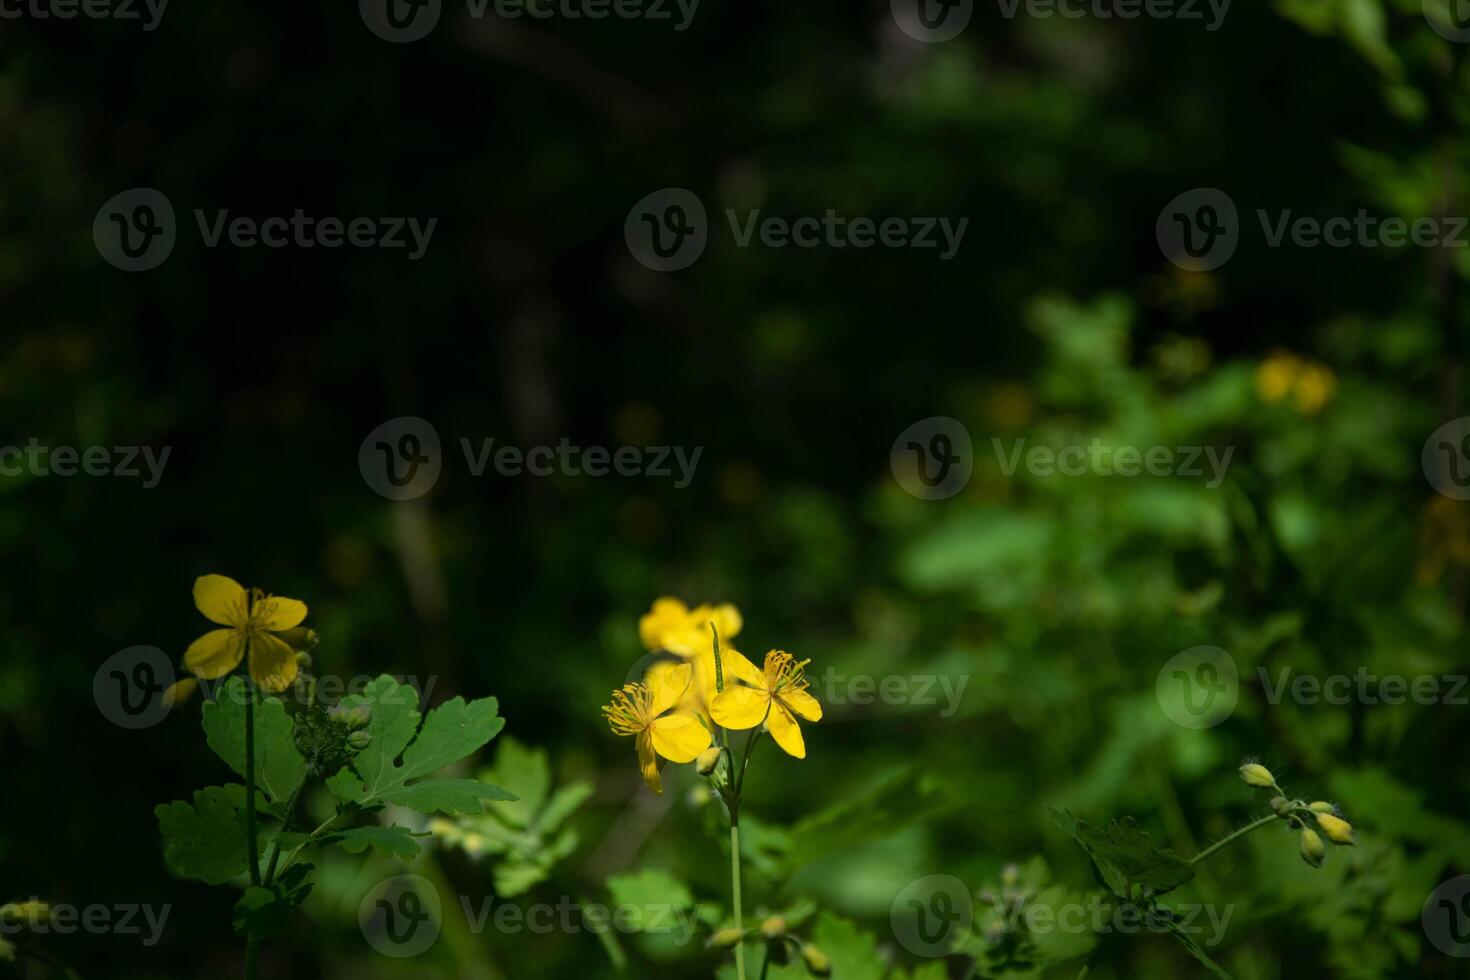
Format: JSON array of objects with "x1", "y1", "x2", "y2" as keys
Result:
[
  {"x1": 1190, "y1": 813, "x2": 1279, "y2": 866},
  {"x1": 730, "y1": 810, "x2": 746, "y2": 980}
]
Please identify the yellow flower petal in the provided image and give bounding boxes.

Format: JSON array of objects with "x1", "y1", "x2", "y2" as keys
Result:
[
  {"x1": 765, "y1": 702, "x2": 806, "y2": 759},
  {"x1": 780, "y1": 687, "x2": 823, "y2": 722},
  {"x1": 649, "y1": 712, "x2": 712, "y2": 763},
  {"x1": 249, "y1": 632, "x2": 299, "y2": 693},
  {"x1": 710, "y1": 685, "x2": 771, "y2": 731},
  {"x1": 194, "y1": 575, "x2": 249, "y2": 627},
  {"x1": 721, "y1": 647, "x2": 764, "y2": 687},
  {"x1": 253, "y1": 596, "x2": 308, "y2": 631},
  {"x1": 162, "y1": 677, "x2": 199, "y2": 707},
  {"x1": 639, "y1": 597, "x2": 691, "y2": 651},
  {"x1": 648, "y1": 662, "x2": 692, "y2": 717},
  {"x1": 184, "y1": 628, "x2": 245, "y2": 679},
  {"x1": 636, "y1": 729, "x2": 663, "y2": 794},
  {"x1": 691, "y1": 602, "x2": 743, "y2": 641}
]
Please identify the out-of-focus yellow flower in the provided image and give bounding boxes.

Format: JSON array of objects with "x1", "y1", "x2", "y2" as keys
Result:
[
  {"x1": 639, "y1": 598, "x2": 745, "y2": 710},
  {"x1": 1417, "y1": 496, "x2": 1470, "y2": 584},
  {"x1": 162, "y1": 677, "x2": 199, "y2": 707},
  {"x1": 183, "y1": 574, "x2": 310, "y2": 694},
  {"x1": 1255, "y1": 352, "x2": 1336, "y2": 415},
  {"x1": 711, "y1": 650, "x2": 822, "y2": 758},
  {"x1": 602, "y1": 662, "x2": 712, "y2": 794}
]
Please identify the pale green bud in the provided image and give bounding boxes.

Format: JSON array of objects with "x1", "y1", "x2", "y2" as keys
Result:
[{"x1": 1300, "y1": 828, "x2": 1326, "y2": 868}]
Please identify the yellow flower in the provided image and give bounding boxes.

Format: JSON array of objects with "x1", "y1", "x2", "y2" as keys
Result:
[
  {"x1": 1292, "y1": 363, "x2": 1336, "y2": 415},
  {"x1": 183, "y1": 574, "x2": 310, "y2": 694},
  {"x1": 162, "y1": 677, "x2": 199, "y2": 707},
  {"x1": 710, "y1": 650, "x2": 822, "y2": 758},
  {"x1": 1255, "y1": 352, "x2": 1299, "y2": 404},
  {"x1": 639, "y1": 597, "x2": 745, "y2": 710},
  {"x1": 602, "y1": 662, "x2": 712, "y2": 794}
]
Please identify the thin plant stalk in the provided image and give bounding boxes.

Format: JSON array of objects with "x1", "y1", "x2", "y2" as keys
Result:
[{"x1": 1190, "y1": 813, "x2": 1278, "y2": 866}]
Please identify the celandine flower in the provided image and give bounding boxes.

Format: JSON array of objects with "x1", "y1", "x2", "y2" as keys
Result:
[
  {"x1": 711, "y1": 650, "x2": 822, "y2": 758},
  {"x1": 602, "y1": 662, "x2": 712, "y2": 794},
  {"x1": 183, "y1": 574, "x2": 310, "y2": 693},
  {"x1": 639, "y1": 597, "x2": 745, "y2": 710}
]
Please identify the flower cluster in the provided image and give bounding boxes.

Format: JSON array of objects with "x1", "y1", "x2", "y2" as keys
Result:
[
  {"x1": 1254, "y1": 351, "x2": 1336, "y2": 415},
  {"x1": 1239, "y1": 763, "x2": 1356, "y2": 868},
  {"x1": 603, "y1": 598, "x2": 822, "y2": 792}
]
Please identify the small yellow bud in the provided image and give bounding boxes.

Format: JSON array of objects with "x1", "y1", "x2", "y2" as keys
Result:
[
  {"x1": 1308, "y1": 801, "x2": 1336, "y2": 814},
  {"x1": 760, "y1": 916, "x2": 787, "y2": 940},
  {"x1": 462, "y1": 832, "x2": 488, "y2": 857},
  {"x1": 1314, "y1": 812, "x2": 1355, "y2": 846},
  {"x1": 162, "y1": 678, "x2": 198, "y2": 708},
  {"x1": 697, "y1": 747, "x2": 723, "y2": 776},
  {"x1": 707, "y1": 927, "x2": 747, "y2": 949},
  {"x1": 1300, "y1": 828, "x2": 1326, "y2": 868},
  {"x1": 802, "y1": 943, "x2": 832, "y2": 977},
  {"x1": 1239, "y1": 763, "x2": 1278, "y2": 790}
]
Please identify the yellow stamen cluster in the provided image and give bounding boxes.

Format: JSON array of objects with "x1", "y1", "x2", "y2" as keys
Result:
[
  {"x1": 602, "y1": 682, "x2": 653, "y2": 736},
  {"x1": 764, "y1": 651, "x2": 811, "y2": 696}
]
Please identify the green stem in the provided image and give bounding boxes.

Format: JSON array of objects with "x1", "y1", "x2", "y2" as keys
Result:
[
  {"x1": 244, "y1": 934, "x2": 259, "y2": 980},
  {"x1": 730, "y1": 811, "x2": 746, "y2": 980},
  {"x1": 1190, "y1": 813, "x2": 1279, "y2": 866},
  {"x1": 243, "y1": 678, "x2": 261, "y2": 887},
  {"x1": 263, "y1": 780, "x2": 306, "y2": 886}
]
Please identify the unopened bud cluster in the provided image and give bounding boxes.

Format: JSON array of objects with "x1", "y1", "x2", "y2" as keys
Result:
[{"x1": 1239, "y1": 762, "x2": 1356, "y2": 868}]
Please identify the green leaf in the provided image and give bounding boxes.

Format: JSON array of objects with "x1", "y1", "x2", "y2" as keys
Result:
[
  {"x1": 156, "y1": 785, "x2": 262, "y2": 885},
  {"x1": 324, "y1": 676, "x2": 515, "y2": 814},
  {"x1": 783, "y1": 768, "x2": 945, "y2": 874},
  {"x1": 330, "y1": 825, "x2": 422, "y2": 861},
  {"x1": 605, "y1": 870, "x2": 694, "y2": 932},
  {"x1": 231, "y1": 864, "x2": 313, "y2": 940},
  {"x1": 1047, "y1": 807, "x2": 1194, "y2": 897},
  {"x1": 1167, "y1": 920, "x2": 1234, "y2": 979},
  {"x1": 481, "y1": 737, "x2": 551, "y2": 829},
  {"x1": 202, "y1": 677, "x2": 308, "y2": 811}
]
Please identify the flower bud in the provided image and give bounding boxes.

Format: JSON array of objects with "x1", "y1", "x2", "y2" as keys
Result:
[
  {"x1": 760, "y1": 916, "x2": 787, "y2": 940},
  {"x1": 1239, "y1": 763, "x2": 1278, "y2": 790},
  {"x1": 346, "y1": 705, "x2": 373, "y2": 730},
  {"x1": 278, "y1": 627, "x2": 320, "y2": 653},
  {"x1": 462, "y1": 832, "x2": 488, "y2": 858},
  {"x1": 1001, "y1": 863, "x2": 1020, "y2": 889},
  {"x1": 802, "y1": 943, "x2": 832, "y2": 977},
  {"x1": 1299, "y1": 828, "x2": 1326, "y2": 868},
  {"x1": 707, "y1": 927, "x2": 747, "y2": 949},
  {"x1": 347, "y1": 730, "x2": 372, "y2": 750},
  {"x1": 1269, "y1": 796, "x2": 1290, "y2": 816},
  {"x1": 1308, "y1": 801, "x2": 1337, "y2": 814},
  {"x1": 697, "y1": 747, "x2": 723, "y2": 776},
  {"x1": 1314, "y1": 812, "x2": 1355, "y2": 846}
]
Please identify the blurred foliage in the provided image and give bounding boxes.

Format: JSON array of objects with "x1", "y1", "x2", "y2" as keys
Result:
[{"x1": 4, "y1": 0, "x2": 1470, "y2": 977}]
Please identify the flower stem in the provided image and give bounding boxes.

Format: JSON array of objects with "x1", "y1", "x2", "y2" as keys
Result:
[
  {"x1": 730, "y1": 809, "x2": 746, "y2": 980},
  {"x1": 263, "y1": 780, "x2": 306, "y2": 886},
  {"x1": 1190, "y1": 813, "x2": 1279, "y2": 866},
  {"x1": 243, "y1": 678, "x2": 261, "y2": 887},
  {"x1": 245, "y1": 934, "x2": 259, "y2": 980}
]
